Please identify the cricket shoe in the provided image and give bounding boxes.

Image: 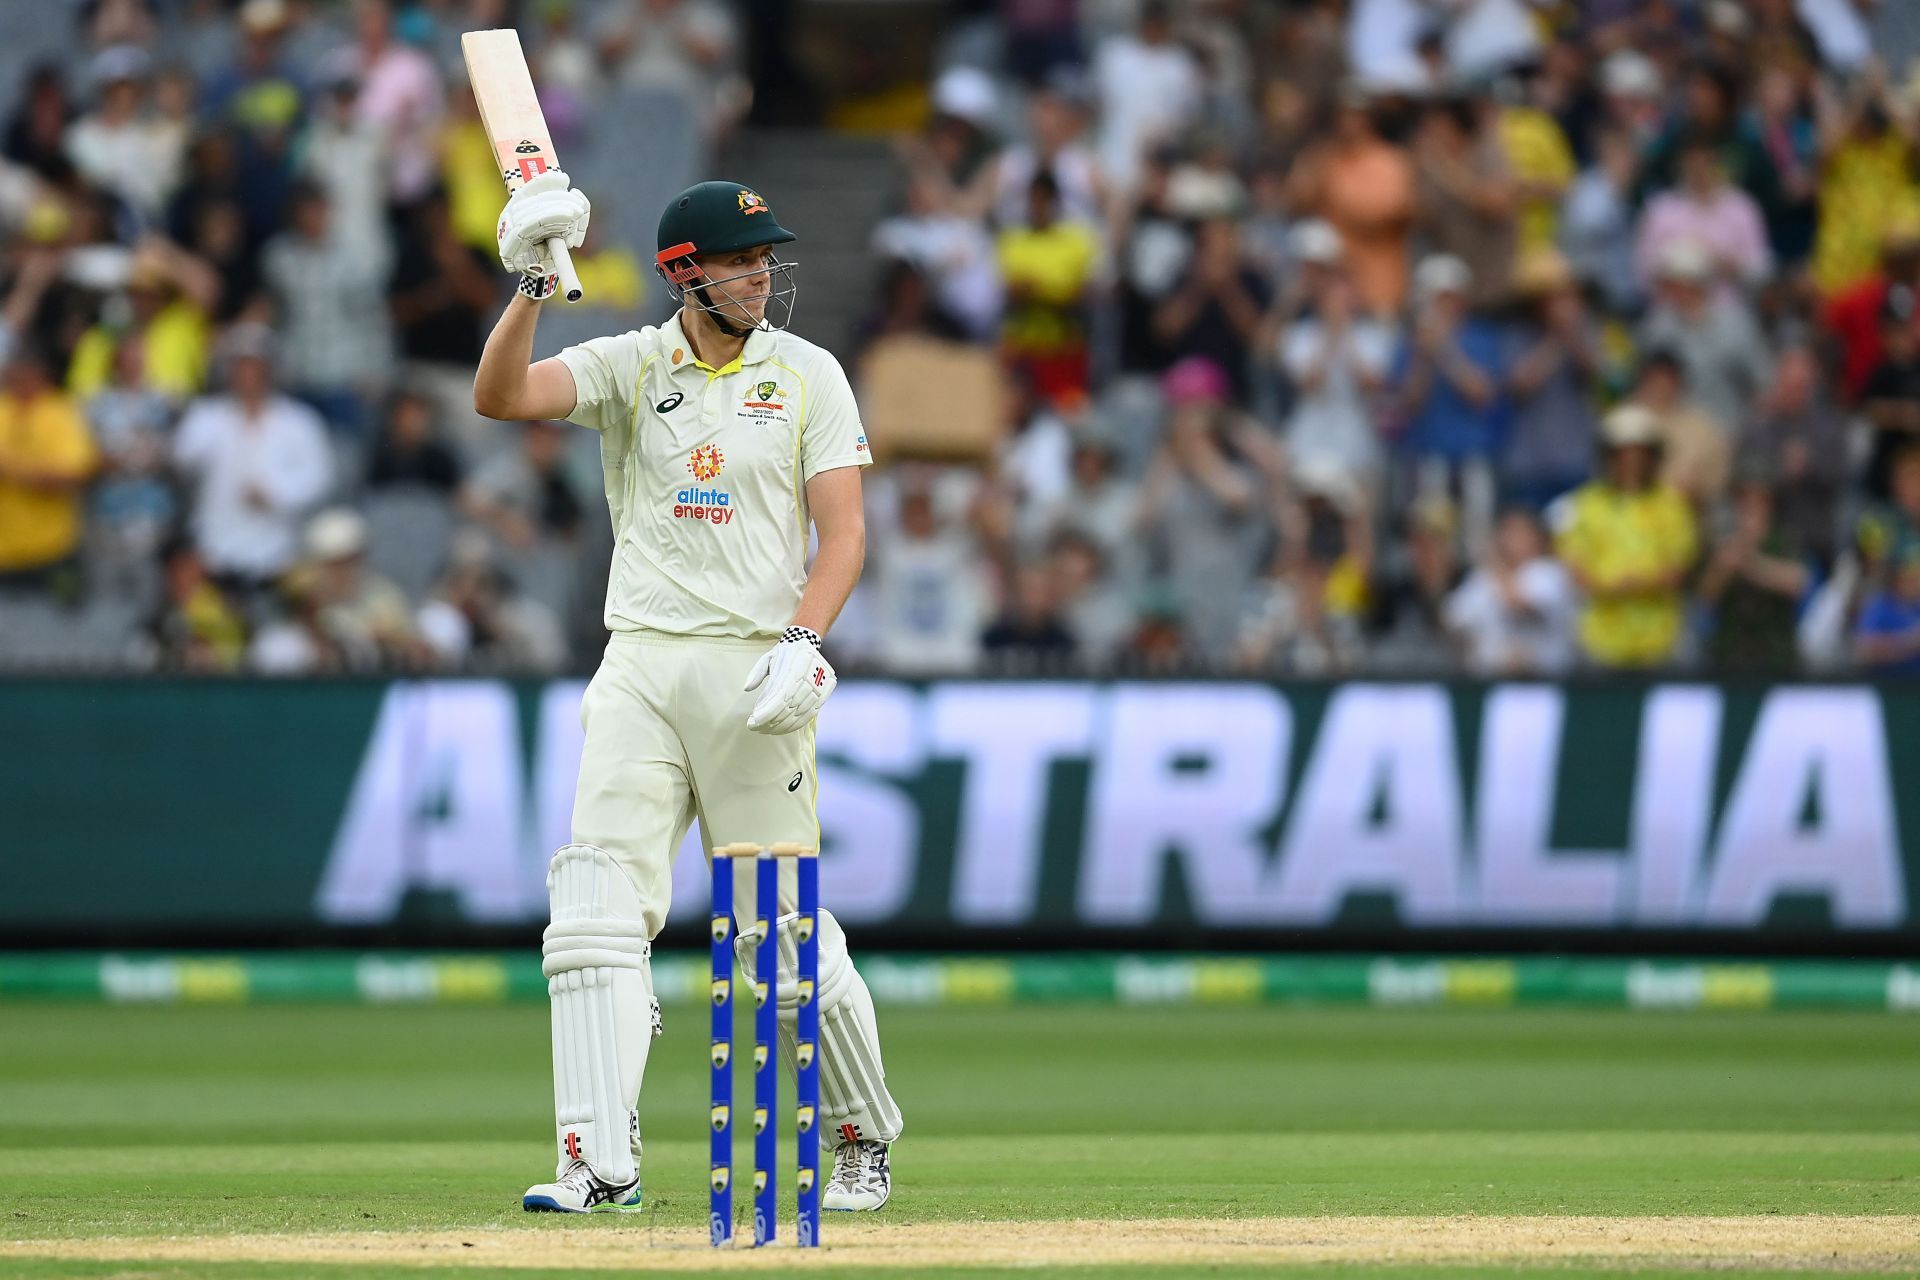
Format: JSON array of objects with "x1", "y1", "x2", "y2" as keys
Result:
[
  {"x1": 522, "y1": 1159, "x2": 643, "y2": 1213},
  {"x1": 823, "y1": 1139, "x2": 890, "y2": 1211}
]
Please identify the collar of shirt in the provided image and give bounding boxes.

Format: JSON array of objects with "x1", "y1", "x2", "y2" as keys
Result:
[{"x1": 657, "y1": 309, "x2": 778, "y2": 381}]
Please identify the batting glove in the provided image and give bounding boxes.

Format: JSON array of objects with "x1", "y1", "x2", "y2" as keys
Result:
[
  {"x1": 497, "y1": 169, "x2": 590, "y2": 287},
  {"x1": 744, "y1": 626, "x2": 837, "y2": 735}
]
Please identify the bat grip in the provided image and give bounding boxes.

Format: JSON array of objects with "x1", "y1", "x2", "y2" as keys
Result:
[{"x1": 546, "y1": 238, "x2": 584, "y2": 304}]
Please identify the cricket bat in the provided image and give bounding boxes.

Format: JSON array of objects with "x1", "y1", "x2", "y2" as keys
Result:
[{"x1": 461, "y1": 28, "x2": 584, "y2": 304}]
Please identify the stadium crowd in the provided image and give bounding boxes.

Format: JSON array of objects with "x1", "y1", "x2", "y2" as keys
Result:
[{"x1": 2, "y1": 0, "x2": 1920, "y2": 678}]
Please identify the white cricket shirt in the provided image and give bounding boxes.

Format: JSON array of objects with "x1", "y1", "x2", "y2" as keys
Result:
[{"x1": 556, "y1": 311, "x2": 871, "y2": 639}]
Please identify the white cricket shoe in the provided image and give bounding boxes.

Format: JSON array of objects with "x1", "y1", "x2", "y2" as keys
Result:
[
  {"x1": 823, "y1": 1139, "x2": 890, "y2": 1211},
  {"x1": 522, "y1": 1159, "x2": 643, "y2": 1214}
]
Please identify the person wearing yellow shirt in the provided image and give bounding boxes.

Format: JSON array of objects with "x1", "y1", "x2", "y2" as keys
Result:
[
  {"x1": 995, "y1": 171, "x2": 1101, "y2": 404},
  {"x1": 1497, "y1": 97, "x2": 1576, "y2": 255},
  {"x1": 1555, "y1": 405, "x2": 1699, "y2": 668},
  {"x1": 66, "y1": 242, "x2": 216, "y2": 401},
  {"x1": 0, "y1": 346, "x2": 99, "y2": 585}
]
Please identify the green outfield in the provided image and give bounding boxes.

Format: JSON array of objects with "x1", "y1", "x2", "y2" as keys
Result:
[{"x1": 2, "y1": 1001, "x2": 1917, "y2": 1277}]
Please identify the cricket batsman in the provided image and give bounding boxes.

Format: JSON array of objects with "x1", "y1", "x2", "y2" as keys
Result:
[{"x1": 473, "y1": 172, "x2": 901, "y2": 1213}]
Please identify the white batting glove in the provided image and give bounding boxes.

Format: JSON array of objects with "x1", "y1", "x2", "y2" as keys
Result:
[
  {"x1": 496, "y1": 169, "x2": 590, "y2": 285},
  {"x1": 744, "y1": 626, "x2": 837, "y2": 735}
]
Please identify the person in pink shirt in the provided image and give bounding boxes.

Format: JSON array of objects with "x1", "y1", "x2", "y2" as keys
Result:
[
  {"x1": 347, "y1": 0, "x2": 441, "y2": 205},
  {"x1": 1633, "y1": 136, "x2": 1772, "y2": 299}
]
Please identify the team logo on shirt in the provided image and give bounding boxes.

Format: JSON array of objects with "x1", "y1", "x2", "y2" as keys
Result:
[
  {"x1": 688, "y1": 443, "x2": 725, "y2": 481},
  {"x1": 744, "y1": 381, "x2": 787, "y2": 411}
]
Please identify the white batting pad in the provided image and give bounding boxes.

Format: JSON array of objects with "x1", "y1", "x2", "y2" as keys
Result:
[
  {"x1": 741, "y1": 906, "x2": 903, "y2": 1146},
  {"x1": 544, "y1": 843, "x2": 658, "y2": 1184}
]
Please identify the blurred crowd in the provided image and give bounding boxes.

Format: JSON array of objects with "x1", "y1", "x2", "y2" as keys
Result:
[
  {"x1": 0, "y1": 0, "x2": 744, "y2": 673},
  {"x1": 832, "y1": 0, "x2": 1920, "y2": 678},
  {"x1": 5, "y1": 0, "x2": 1920, "y2": 680}
]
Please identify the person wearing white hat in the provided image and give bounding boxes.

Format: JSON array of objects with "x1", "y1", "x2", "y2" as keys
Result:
[
  {"x1": 301, "y1": 506, "x2": 427, "y2": 670},
  {"x1": 1552, "y1": 404, "x2": 1699, "y2": 669},
  {"x1": 66, "y1": 44, "x2": 183, "y2": 219},
  {"x1": 1638, "y1": 237, "x2": 1773, "y2": 434}
]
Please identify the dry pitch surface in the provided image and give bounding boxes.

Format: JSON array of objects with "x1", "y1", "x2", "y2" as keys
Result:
[{"x1": 7, "y1": 1216, "x2": 1920, "y2": 1274}]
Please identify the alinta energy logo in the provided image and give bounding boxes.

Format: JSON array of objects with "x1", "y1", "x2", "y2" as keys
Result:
[{"x1": 674, "y1": 443, "x2": 736, "y2": 525}]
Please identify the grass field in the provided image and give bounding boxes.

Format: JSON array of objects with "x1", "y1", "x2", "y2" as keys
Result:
[{"x1": 2, "y1": 1001, "x2": 1917, "y2": 1277}]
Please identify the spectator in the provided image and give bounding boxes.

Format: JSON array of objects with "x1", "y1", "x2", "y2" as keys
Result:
[
  {"x1": 1152, "y1": 217, "x2": 1270, "y2": 403},
  {"x1": 1696, "y1": 473, "x2": 1813, "y2": 674},
  {"x1": 1443, "y1": 505, "x2": 1578, "y2": 677},
  {"x1": 1495, "y1": 68, "x2": 1577, "y2": 259},
  {"x1": 1412, "y1": 95, "x2": 1517, "y2": 310},
  {"x1": 865, "y1": 471, "x2": 992, "y2": 674},
  {"x1": 1627, "y1": 348, "x2": 1731, "y2": 511},
  {"x1": 981, "y1": 560, "x2": 1077, "y2": 664},
  {"x1": 1633, "y1": 136, "x2": 1773, "y2": 298},
  {"x1": 1856, "y1": 444, "x2": 1920, "y2": 588},
  {"x1": 261, "y1": 181, "x2": 393, "y2": 431},
  {"x1": 461, "y1": 420, "x2": 584, "y2": 556},
  {"x1": 1287, "y1": 87, "x2": 1416, "y2": 315},
  {"x1": 1137, "y1": 356, "x2": 1278, "y2": 661},
  {"x1": 1239, "y1": 456, "x2": 1372, "y2": 674},
  {"x1": 853, "y1": 259, "x2": 967, "y2": 355},
  {"x1": 1556, "y1": 405, "x2": 1699, "y2": 669},
  {"x1": 346, "y1": 0, "x2": 443, "y2": 206},
  {"x1": 1277, "y1": 254, "x2": 1391, "y2": 493},
  {"x1": 1740, "y1": 65, "x2": 1820, "y2": 271},
  {"x1": 995, "y1": 171, "x2": 1100, "y2": 406},
  {"x1": 296, "y1": 506, "x2": 426, "y2": 670},
  {"x1": 66, "y1": 238, "x2": 219, "y2": 402},
  {"x1": 416, "y1": 528, "x2": 567, "y2": 673},
  {"x1": 148, "y1": 534, "x2": 246, "y2": 671},
  {"x1": 1049, "y1": 529, "x2": 1131, "y2": 667},
  {"x1": 302, "y1": 49, "x2": 389, "y2": 270},
  {"x1": 171, "y1": 324, "x2": 333, "y2": 591},
  {"x1": 1637, "y1": 240, "x2": 1772, "y2": 437},
  {"x1": 388, "y1": 187, "x2": 500, "y2": 447},
  {"x1": 986, "y1": 71, "x2": 1104, "y2": 230},
  {"x1": 1749, "y1": 343, "x2": 1849, "y2": 562},
  {"x1": 1369, "y1": 496, "x2": 1463, "y2": 671},
  {"x1": 597, "y1": 0, "x2": 750, "y2": 143},
  {"x1": 0, "y1": 343, "x2": 99, "y2": 595},
  {"x1": 66, "y1": 45, "x2": 185, "y2": 222},
  {"x1": 4, "y1": 64, "x2": 73, "y2": 181},
  {"x1": 85, "y1": 335, "x2": 177, "y2": 595},
  {"x1": 1393, "y1": 254, "x2": 1506, "y2": 554},
  {"x1": 1826, "y1": 217, "x2": 1920, "y2": 402},
  {"x1": 1044, "y1": 432, "x2": 1139, "y2": 573},
  {"x1": 365, "y1": 387, "x2": 461, "y2": 495},
  {"x1": 1561, "y1": 124, "x2": 1645, "y2": 314},
  {"x1": 1855, "y1": 547, "x2": 1920, "y2": 675},
  {"x1": 1501, "y1": 250, "x2": 1600, "y2": 510},
  {"x1": 1861, "y1": 287, "x2": 1920, "y2": 499},
  {"x1": 1091, "y1": 0, "x2": 1201, "y2": 197},
  {"x1": 870, "y1": 175, "x2": 1002, "y2": 342},
  {"x1": 1812, "y1": 91, "x2": 1920, "y2": 296}
]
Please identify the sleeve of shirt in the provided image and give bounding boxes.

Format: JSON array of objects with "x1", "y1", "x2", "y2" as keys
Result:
[
  {"x1": 555, "y1": 331, "x2": 644, "y2": 434},
  {"x1": 800, "y1": 351, "x2": 872, "y2": 481}
]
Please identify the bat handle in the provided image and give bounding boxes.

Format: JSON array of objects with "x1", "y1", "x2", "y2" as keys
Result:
[{"x1": 547, "y1": 237, "x2": 584, "y2": 304}]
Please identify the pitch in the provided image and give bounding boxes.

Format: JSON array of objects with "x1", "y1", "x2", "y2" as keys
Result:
[{"x1": 2, "y1": 1002, "x2": 1917, "y2": 1277}]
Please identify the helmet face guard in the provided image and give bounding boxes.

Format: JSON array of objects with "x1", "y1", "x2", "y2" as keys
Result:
[{"x1": 656, "y1": 241, "x2": 798, "y2": 336}]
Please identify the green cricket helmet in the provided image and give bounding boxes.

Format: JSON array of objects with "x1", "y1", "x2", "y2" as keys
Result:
[{"x1": 656, "y1": 181, "x2": 798, "y2": 334}]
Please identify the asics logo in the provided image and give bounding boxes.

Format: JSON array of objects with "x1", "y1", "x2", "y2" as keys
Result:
[{"x1": 656, "y1": 392, "x2": 684, "y2": 413}]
